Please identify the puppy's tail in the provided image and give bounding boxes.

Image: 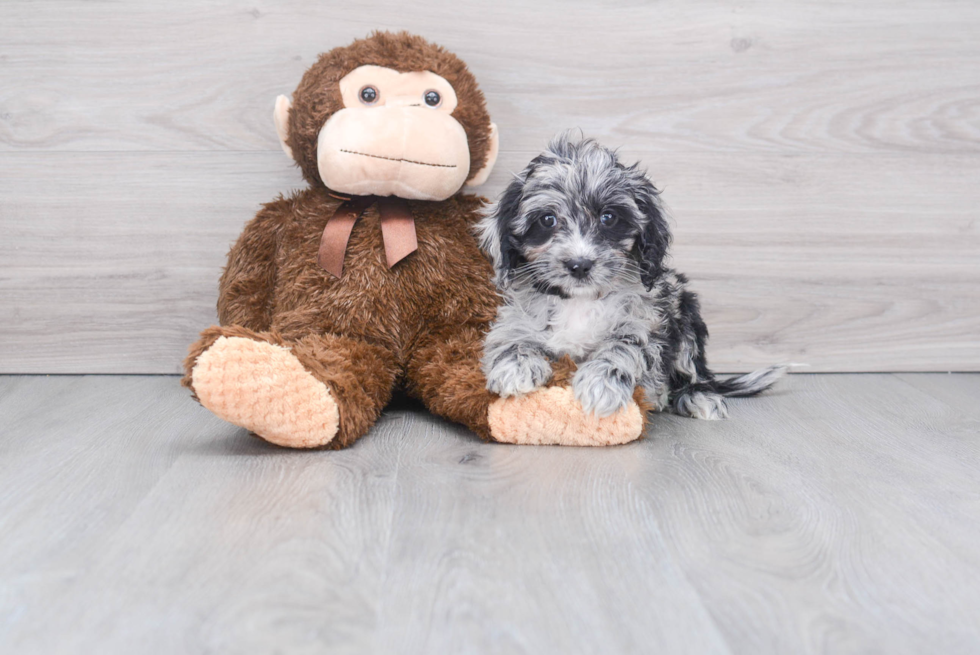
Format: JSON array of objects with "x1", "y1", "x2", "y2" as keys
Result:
[{"x1": 708, "y1": 364, "x2": 796, "y2": 398}]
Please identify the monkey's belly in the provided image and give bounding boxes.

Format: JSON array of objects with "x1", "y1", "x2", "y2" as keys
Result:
[{"x1": 268, "y1": 251, "x2": 457, "y2": 349}]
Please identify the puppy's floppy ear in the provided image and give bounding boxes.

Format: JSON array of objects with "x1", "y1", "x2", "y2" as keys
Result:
[
  {"x1": 633, "y1": 179, "x2": 671, "y2": 290},
  {"x1": 477, "y1": 174, "x2": 525, "y2": 287}
]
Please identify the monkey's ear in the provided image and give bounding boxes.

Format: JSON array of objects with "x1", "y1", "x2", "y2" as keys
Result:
[
  {"x1": 633, "y1": 181, "x2": 671, "y2": 291},
  {"x1": 476, "y1": 172, "x2": 524, "y2": 287},
  {"x1": 273, "y1": 95, "x2": 294, "y2": 161},
  {"x1": 465, "y1": 123, "x2": 499, "y2": 187}
]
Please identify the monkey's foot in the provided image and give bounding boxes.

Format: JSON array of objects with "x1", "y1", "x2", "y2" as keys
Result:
[
  {"x1": 191, "y1": 336, "x2": 340, "y2": 448},
  {"x1": 487, "y1": 386, "x2": 644, "y2": 447}
]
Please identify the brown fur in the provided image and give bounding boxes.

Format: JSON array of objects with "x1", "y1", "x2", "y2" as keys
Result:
[
  {"x1": 183, "y1": 32, "x2": 646, "y2": 448},
  {"x1": 182, "y1": 182, "x2": 504, "y2": 445},
  {"x1": 183, "y1": 33, "x2": 503, "y2": 447},
  {"x1": 287, "y1": 31, "x2": 493, "y2": 187}
]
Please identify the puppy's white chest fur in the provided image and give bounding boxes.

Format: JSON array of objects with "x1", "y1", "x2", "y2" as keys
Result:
[{"x1": 545, "y1": 296, "x2": 614, "y2": 360}]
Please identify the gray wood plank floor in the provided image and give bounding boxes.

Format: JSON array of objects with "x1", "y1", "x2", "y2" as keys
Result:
[{"x1": 1, "y1": 374, "x2": 978, "y2": 654}]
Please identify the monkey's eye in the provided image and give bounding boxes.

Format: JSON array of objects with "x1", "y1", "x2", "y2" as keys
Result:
[
  {"x1": 424, "y1": 90, "x2": 441, "y2": 107},
  {"x1": 599, "y1": 211, "x2": 618, "y2": 227},
  {"x1": 540, "y1": 214, "x2": 557, "y2": 228},
  {"x1": 359, "y1": 86, "x2": 379, "y2": 104}
]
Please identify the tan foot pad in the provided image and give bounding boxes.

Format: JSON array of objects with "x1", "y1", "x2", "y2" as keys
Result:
[
  {"x1": 192, "y1": 336, "x2": 340, "y2": 448},
  {"x1": 488, "y1": 386, "x2": 644, "y2": 447}
]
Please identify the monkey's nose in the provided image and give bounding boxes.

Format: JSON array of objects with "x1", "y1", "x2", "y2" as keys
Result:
[
  {"x1": 564, "y1": 258, "x2": 594, "y2": 279},
  {"x1": 386, "y1": 95, "x2": 423, "y2": 108}
]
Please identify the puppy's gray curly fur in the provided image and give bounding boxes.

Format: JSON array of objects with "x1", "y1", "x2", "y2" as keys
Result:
[{"x1": 479, "y1": 133, "x2": 784, "y2": 418}]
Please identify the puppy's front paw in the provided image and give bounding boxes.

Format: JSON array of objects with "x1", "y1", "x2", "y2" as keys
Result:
[
  {"x1": 573, "y1": 359, "x2": 635, "y2": 417},
  {"x1": 485, "y1": 350, "x2": 553, "y2": 397}
]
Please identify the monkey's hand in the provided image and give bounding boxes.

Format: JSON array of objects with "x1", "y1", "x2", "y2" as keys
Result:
[
  {"x1": 572, "y1": 358, "x2": 636, "y2": 417},
  {"x1": 485, "y1": 348, "x2": 553, "y2": 397}
]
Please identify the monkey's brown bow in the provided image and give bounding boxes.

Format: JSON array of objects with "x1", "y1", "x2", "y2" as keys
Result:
[{"x1": 318, "y1": 195, "x2": 418, "y2": 278}]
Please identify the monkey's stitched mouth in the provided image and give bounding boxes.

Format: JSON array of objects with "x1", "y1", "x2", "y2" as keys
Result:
[{"x1": 339, "y1": 149, "x2": 457, "y2": 168}]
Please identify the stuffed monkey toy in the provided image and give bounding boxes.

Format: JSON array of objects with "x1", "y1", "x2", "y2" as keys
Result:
[{"x1": 182, "y1": 32, "x2": 647, "y2": 448}]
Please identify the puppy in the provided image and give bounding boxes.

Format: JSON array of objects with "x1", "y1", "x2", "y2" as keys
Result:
[{"x1": 477, "y1": 134, "x2": 785, "y2": 419}]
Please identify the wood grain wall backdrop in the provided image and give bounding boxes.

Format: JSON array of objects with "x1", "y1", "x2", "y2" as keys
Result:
[{"x1": 1, "y1": 0, "x2": 978, "y2": 373}]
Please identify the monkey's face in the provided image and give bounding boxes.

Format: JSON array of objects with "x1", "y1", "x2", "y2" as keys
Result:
[
  {"x1": 277, "y1": 34, "x2": 499, "y2": 200},
  {"x1": 312, "y1": 66, "x2": 470, "y2": 201}
]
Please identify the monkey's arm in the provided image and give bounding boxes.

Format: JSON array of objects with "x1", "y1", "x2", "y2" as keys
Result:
[{"x1": 216, "y1": 199, "x2": 286, "y2": 331}]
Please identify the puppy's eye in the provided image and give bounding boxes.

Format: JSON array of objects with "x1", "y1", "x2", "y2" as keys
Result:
[
  {"x1": 599, "y1": 212, "x2": 617, "y2": 227},
  {"x1": 424, "y1": 90, "x2": 441, "y2": 107},
  {"x1": 359, "y1": 86, "x2": 379, "y2": 104},
  {"x1": 540, "y1": 214, "x2": 557, "y2": 228}
]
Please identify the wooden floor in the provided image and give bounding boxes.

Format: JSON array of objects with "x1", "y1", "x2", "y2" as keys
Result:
[{"x1": 1, "y1": 374, "x2": 978, "y2": 654}]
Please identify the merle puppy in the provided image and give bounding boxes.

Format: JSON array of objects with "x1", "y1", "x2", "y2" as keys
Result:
[{"x1": 477, "y1": 134, "x2": 784, "y2": 419}]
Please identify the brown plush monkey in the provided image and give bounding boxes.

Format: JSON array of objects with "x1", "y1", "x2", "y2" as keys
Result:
[{"x1": 182, "y1": 32, "x2": 646, "y2": 448}]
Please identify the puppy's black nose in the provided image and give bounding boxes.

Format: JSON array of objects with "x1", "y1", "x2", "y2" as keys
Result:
[{"x1": 564, "y1": 257, "x2": 594, "y2": 279}]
